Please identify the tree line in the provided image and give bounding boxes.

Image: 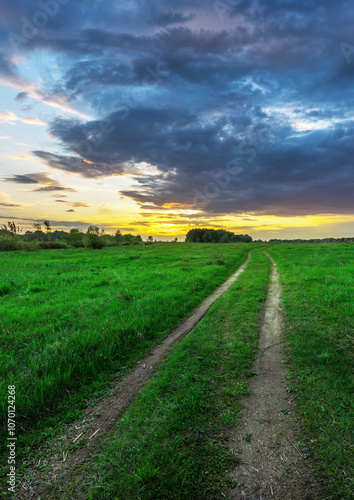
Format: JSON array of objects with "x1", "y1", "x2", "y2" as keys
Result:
[
  {"x1": 185, "y1": 228, "x2": 253, "y2": 243},
  {"x1": 0, "y1": 221, "x2": 143, "y2": 251}
]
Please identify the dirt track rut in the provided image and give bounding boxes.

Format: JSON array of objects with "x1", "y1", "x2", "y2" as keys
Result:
[{"x1": 226, "y1": 251, "x2": 319, "y2": 499}]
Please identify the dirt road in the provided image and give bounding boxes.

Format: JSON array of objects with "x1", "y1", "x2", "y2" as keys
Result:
[
  {"x1": 18, "y1": 253, "x2": 252, "y2": 498},
  {"x1": 19, "y1": 251, "x2": 321, "y2": 499},
  {"x1": 226, "y1": 252, "x2": 319, "y2": 499}
]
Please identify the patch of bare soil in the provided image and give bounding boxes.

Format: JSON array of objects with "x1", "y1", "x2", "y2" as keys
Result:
[
  {"x1": 225, "y1": 251, "x2": 319, "y2": 500},
  {"x1": 17, "y1": 253, "x2": 251, "y2": 499}
]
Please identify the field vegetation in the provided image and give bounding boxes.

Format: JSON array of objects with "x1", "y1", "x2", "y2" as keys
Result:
[
  {"x1": 269, "y1": 243, "x2": 354, "y2": 498},
  {"x1": 0, "y1": 243, "x2": 250, "y2": 468},
  {"x1": 0, "y1": 241, "x2": 353, "y2": 499},
  {"x1": 45, "y1": 250, "x2": 271, "y2": 499},
  {"x1": 0, "y1": 222, "x2": 143, "y2": 251}
]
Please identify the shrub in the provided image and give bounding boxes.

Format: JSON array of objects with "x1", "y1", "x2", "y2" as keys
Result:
[
  {"x1": 38, "y1": 241, "x2": 68, "y2": 250},
  {"x1": 65, "y1": 229, "x2": 85, "y2": 248},
  {"x1": 84, "y1": 233, "x2": 105, "y2": 249},
  {"x1": 101, "y1": 235, "x2": 117, "y2": 247},
  {"x1": 0, "y1": 236, "x2": 24, "y2": 251}
]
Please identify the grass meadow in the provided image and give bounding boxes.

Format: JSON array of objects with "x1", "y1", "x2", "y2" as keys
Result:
[
  {"x1": 269, "y1": 243, "x2": 354, "y2": 498},
  {"x1": 0, "y1": 244, "x2": 250, "y2": 463},
  {"x1": 0, "y1": 242, "x2": 353, "y2": 499},
  {"x1": 46, "y1": 249, "x2": 271, "y2": 499}
]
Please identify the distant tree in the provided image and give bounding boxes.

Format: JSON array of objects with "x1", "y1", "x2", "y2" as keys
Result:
[
  {"x1": 122, "y1": 234, "x2": 142, "y2": 245},
  {"x1": 43, "y1": 220, "x2": 51, "y2": 232},
  {"x1": 49, "y1": 230, "x2": 66, "y2": 241},
  {"x1": 1, "y1": 221, "x2": 21, "y2": 234},
  {"x1": 114, "y1": 229, "x2": 123, "y2": 243},
  {"x1": 87, "y1": 225, "x2": 100, "y2": 235},
  {"x1": 24, "y1": 227, "x2": 45, "y2": 242},
  {"x1": 66, "y1": 228, "x2": 84, "y2": 248},
  {"x1": 185, "y1": 228, "x2": 205, "y2": 242},
  {"x1": 101, "y1": 234, "x2": 116, "y2": 246},
  {"x1": 84, "y1": 231, "x2": 104, "y2": 249},
  {"x1": 221, "y1": 233, "x2": 229, "y2": 243},
  {"x1": 147, "y1": 236, "x2": 154, "y2": 244},
  {"x1": 186, "y1": 228, "x2": 252, "y2": 243},
  {"x1": 33, "y1": 223, "x2": 42, "y2": 231}
]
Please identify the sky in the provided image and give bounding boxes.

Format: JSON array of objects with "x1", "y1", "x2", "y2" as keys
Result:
[{"x1": 0, "y1": 0, "x2": 354, "y2": 241}]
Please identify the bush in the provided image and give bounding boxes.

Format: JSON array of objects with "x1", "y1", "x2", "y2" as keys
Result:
[
  {"x1": 68, "y1": 238, "x2": 85, "y2": 248},
  {"x1": 84, "y1": 233, "x2": 105, "y2": 249},
  {"x1": 37, "y1": 241, "x2": 68, "y2": 250},
  {"x1": 0, "y1": 236, "x2": 24, "y2": 251},
  {"x1": 65, "y1": 230, "x2": 85, "y2": 248},
  {"x1": 101, "y1": 235, "x2": 117, "y2": 247}
]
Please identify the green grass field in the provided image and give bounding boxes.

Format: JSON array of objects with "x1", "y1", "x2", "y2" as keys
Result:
[
  {"x1": 46, "y1": 249, "x2": 271, "y2": 499},
  {"x1": 0, "y1": 242, "x2": 353, "y2": 499},
  {"x1": 268, "y1": 243, "x2": 354, "y2": 498},
  {"x1": 0, "y1": 244, "x2": 250, "y2": 457}
]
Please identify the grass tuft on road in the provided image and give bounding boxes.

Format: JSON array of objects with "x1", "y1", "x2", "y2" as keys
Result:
[
  {"x1": 269, "y1": 243, "x2": 354, "y2": 499},
  {"x1": 54, "y1": 250, "x2": 271, "y2": 499}
]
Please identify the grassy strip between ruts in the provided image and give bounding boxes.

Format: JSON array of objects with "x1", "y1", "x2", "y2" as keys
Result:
[
  {"x1": 48, "y1": 249, "x2": 271, "y2": 499},
  {"x1": 268, "y1": 244, "x2": 354, "y2": 500}
]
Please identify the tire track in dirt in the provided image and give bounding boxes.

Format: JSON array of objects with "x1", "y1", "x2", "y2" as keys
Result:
[
  {"x1": 225, "y1": 251, "x2": 319, "y2": 500},
  {"x1": 19, "y1": 253, "x2": 252, "y2": 499}
]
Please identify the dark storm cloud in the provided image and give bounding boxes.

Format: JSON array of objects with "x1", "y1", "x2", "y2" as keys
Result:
[
  {"x1": 35, "y1": 23, "x2": 339, "y2": 99},
  {"x1": 1, "y1": 0, "x2": 353, "y2": 217},
  {"x1": 33, "y1": 101, "x2": 354, "y2": 215},
  {"x1": 150, "y1": 11, "x2": 195, "y2": 26},
  {"x1": 45, "y1": 107, "x2": 246, "y2": 173}
]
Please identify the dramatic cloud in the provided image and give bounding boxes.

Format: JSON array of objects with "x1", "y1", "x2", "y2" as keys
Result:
[
  {"x1": 0, "y1": 0, "x2": 353, "y2": 223},
  {"x1": 151, "y1": 11, "x2": 196, "y2": 27},
  {"x1": 35, "y1": 105, "x2": 354, "y2": 215}
]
